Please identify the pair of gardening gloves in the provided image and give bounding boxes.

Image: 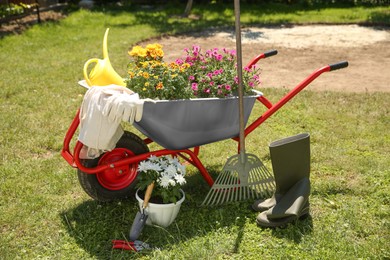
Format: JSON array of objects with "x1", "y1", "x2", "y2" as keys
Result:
[{"x1": 78, "y1": 82, "x2": 154, "y2": 159}]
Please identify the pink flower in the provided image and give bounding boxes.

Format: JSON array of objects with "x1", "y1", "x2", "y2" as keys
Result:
[
  {"x1": 215, "y1": 54, "x2": 223, "y2": 61},
  {"x1": 176, "y1": 58, "x2": 184, "y2": 65},
  {"x1": 204, "y1": 88, "x2": 210, "y2": 93},
  {"x1": 225, "y1": 85, "x2": 231, "y2": 91},
  {"x1": 189, "y1": 75, "x2": 195, "y2": 81},
  {"x1": 193, "y1": 45, "x2": 201, "y2": 55},
  {"x1": 191, "y1": 83, "x2": 198, "y2": 91},
  {"x1": 209, "y1": 81, "x2": 214, "y2": 86}
]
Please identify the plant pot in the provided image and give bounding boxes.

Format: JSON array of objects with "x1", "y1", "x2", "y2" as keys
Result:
[{"x1": 135, "y1": 189, "x2": 185, "y2": 227}]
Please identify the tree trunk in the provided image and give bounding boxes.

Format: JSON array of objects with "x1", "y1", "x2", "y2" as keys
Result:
[{"x1": 183, "y1": 0, "x2": 193, "y2": 17}]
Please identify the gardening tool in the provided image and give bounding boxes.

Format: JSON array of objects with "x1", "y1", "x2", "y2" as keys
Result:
[
  {"x1": 83, "y1": 28, "x2": 126, "y2": 87},
  {"x1": 129, "y1": 182, "x2": 154, "y2": 241},
  {"x1": 201, "y1": 0, "x2": 275, "y2": 206},
  {"x1": 112, "y1": 240, "x2": 152, "y2": 251},
  {"x1": 254, "y1": 133, "x2": 311, "y2": 228}
]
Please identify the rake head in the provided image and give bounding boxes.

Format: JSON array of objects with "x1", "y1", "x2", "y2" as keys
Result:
[{"x1": 201, "y1": 153, "x2": 275, "y2": 206}]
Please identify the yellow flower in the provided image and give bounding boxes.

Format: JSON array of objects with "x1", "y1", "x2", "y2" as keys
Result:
[
  {"x1": 156, "y1": 82, "x2": 164, "y2": 90},
  {"x1": 129, "y1": 46, "x2": 147, "y2": 58},
  {"x1": 144, "y1": 82, "x2": 150, "y2": 87},
  {"x1": 128, "y1": 71, "x2": 135, "y2": 78},
  {"x1": 140, "y1": 61, "x2": 149, "y2": 68},
  {"x1": 182, "y1": 63, "x2": 191, "y2": 69},
  {"x1": 146, "y1": 43, "x2": 164, "y2": 59},
  {"x1": 142, "y1": 72, "x2": 150, "y2": 79}
]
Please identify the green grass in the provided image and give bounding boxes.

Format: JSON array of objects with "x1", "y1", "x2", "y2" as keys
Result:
[{"x1": 1, "y1": 4, "x2": 389, "y2": 259}]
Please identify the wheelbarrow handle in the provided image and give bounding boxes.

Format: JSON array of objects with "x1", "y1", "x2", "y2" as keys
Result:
[
  {"x1": 246, "y1": 49, "x2": 278, "y2": 69},
  {"x1": 264, "y1": 49, "x2": 278, "y2": 58},
  {"x1": 329, "y1": 61, "x2": 349, "y2": 71}
]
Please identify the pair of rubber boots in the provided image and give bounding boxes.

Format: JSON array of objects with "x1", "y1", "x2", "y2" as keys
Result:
[{"x1": 253, "y1": 133, "x2": 311, "y2": 228}]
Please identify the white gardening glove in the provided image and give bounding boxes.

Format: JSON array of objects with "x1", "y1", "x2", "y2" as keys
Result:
[
  {"x1": 104, "y1": 93, "x2": 140, "y2": 124},
  {"x1": 134, "y1": 99, "x2": 145, "y2": 122},
  {"x1": 98, "y1": 85, "x2": 135, "y2": 119}
]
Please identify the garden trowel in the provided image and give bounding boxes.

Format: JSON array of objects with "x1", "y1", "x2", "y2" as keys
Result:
[{"x1": 129, "y1": 182, "x2": 154, "y2": 241}]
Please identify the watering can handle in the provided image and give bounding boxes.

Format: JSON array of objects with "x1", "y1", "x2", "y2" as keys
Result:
[{"x1": 83, "y1": 58, "x2": 100, "y2": 86}]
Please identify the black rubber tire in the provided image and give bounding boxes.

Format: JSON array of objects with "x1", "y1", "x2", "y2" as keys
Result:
[{"x1": 77, "y1": 131, "x2": 149, "y2": 202}]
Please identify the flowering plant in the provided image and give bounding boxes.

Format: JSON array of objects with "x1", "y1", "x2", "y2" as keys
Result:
[
  {"x1": 136, "y1": 155, "x2": 187, "y2": 204},
  {"x1": 178, "y1": 45, "x2": 260, "y2": 98},
  {"x1": 126, "y1": 43, "x2": 193, "y2": 100},
  {"x1": 126, "y1": 44, "x2": 261, "y2": 100}
]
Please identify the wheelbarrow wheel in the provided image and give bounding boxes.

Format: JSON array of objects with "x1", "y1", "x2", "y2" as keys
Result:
[{"x1": 77, "y1": 131, "x2": 149, "y2": 202}]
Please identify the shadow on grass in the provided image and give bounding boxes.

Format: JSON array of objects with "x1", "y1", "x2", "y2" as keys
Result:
[{"x1": 60, "y1": 164, "x2": 313, "y2": 257}]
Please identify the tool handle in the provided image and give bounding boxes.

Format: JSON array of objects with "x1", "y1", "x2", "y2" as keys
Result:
[
  {"x1": 142, "y1": 182, "x2": 154, "y2": 208},
  {"x1": 83, "y1": 58, "x2": 99, "y2": 86},
  {"x1": 264, "y1": 49, "x2": 278, "y2": 58},
  {"x1": 234, "y1": 0, "x2": 246, "y2": 156},
  {"x1": 329, "y1": 61, "x2": 349, "y2": 71},
  {"x1": 246, "y1": 49, "x2": 278, "y2": 69}
]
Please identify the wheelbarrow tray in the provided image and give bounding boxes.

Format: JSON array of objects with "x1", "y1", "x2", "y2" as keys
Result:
[{"x1": 134, "y1": 90, "x2": 262, "y2": 150}]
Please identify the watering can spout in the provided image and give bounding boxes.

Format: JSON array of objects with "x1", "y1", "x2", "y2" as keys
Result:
[
  {"x1": 83, "y1": 28, "x2": 126, "y2": 87},
  {"x1": 102, "y1": 28, "x2": 109, "y2": 60}
]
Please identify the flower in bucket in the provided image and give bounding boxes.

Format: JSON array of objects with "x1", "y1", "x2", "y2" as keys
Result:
[
  {"x1": 125, "y1": 44, "x2": 261, "y2": 100},
  {"x1": 136, "y1": 155, "x2": 186, "y2": 204}
]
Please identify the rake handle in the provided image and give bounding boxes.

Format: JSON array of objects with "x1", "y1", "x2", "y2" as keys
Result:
[{"x1": 234, "y1": 0, "x2": 245, "y2": 157}]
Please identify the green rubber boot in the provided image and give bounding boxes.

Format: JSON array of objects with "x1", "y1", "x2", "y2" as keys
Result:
[
  {"x1": 252, "y1": 133, "x2": 310, "y2": 212},
  {"x1": 256, "y1": 177, "x2": 310, "y2": 228}
]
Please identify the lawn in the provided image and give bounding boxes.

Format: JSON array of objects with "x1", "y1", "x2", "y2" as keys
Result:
[{"x1": 0, "y1": 3, "x2": 389, "y2": 259}]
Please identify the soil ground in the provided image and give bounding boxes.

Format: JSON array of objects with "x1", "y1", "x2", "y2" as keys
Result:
[
  {"x1": 141, "y1": 25, "x2": 390, "y2": 93},
  {"x1": 0, "y1": 10, "x2": 66, "y2": 36},
  {"x1": 2, "y1": 11, "x2": 389, "y2": 92}
]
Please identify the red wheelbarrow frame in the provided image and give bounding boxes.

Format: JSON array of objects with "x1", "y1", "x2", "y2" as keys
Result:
[{"x1": 61, "y1": 50, "x2": 348, "y2": 189}]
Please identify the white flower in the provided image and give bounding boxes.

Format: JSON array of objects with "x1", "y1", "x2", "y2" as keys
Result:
[
  {"x1": 159, "y1": 175, "x2": 171, "y2": 188},
  {"x1": 138, "y1": 160, "x2": 154, "y2": 172},
  {"x1": 168, "y1": 179, "x2": 176, "y2": 186},
  {"x1": 168, "y1": 156, "x2": 180, "y2": 165},
  {"x1": 148, "y1": 155, "x2": 159, "y2": 162},
  {"x1": 165, "y1": 165, "x2": 177, "y2": 177},
  {"x1": 158, "y1": 158, "x2": 168, "y2": 169},
  {"x1": 176, "y1": 163, "x2": 186, "y2": 176},
  {"x1": 174, "y1": 174, "x2": 186, "y2": 185},
  {"x1": 149, "y1": 163, "x2": 162, "y2": 172}
]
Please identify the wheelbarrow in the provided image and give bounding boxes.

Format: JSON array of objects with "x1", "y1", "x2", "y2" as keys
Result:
[{"x1": 61, "y1": 50, "x2": 348, "y2": 201}]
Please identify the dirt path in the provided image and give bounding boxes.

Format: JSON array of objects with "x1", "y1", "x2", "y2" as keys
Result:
[{"x1": 141, "y1": 25, "x2": 390, "y2": 92}]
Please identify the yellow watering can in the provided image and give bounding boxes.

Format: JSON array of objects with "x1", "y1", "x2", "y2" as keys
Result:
[{"x1": 83, "y1": 28, "x2": 126, "y2": 87}]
